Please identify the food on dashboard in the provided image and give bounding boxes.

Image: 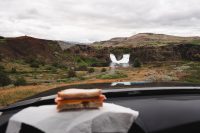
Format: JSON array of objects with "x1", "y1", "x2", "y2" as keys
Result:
[{"x1": 55, "y1": 89, "x2": 106, "y2": 111}]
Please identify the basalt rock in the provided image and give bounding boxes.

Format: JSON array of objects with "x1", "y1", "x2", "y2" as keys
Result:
[{"x1": 65, "y1": 43, "x2": 200, "y2": 64}]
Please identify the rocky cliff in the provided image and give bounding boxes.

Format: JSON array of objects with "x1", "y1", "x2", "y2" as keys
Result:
[
  {"x1": 0, "y1": 33, "x2": 200, "y2": 66},
  {"x1": 65, "y1": 43, "x2": 200, "y2": 64}
]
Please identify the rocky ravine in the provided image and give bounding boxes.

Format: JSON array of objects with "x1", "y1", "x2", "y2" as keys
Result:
[
  {"x1": 65, "y1": 43, "x2": 200, "y2": 64},
  {"x1": 0, "y1": 33, "x2": 200, "y2": 65},
  {"x1": 65, "y1": 33, "x2": 200, "y2": 64}
]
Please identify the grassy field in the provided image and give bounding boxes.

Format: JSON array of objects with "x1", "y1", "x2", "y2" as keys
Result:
[
  {"x1": 0, "y1": 60, "x2": 200, "y2": 108},
  {"x1": 180, "y1": 61, "x2": 200, "y2": 83},
  {"x1": 0, "y1": 84, "x2": 56, "y2": 108}
]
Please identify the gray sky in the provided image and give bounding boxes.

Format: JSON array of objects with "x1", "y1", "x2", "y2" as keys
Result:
[{"x1": 0, "y1": 0, "x2": 200, "y2": 42}]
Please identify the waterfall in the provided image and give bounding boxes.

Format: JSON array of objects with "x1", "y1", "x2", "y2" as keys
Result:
[
  {"x1": 110, "y1": 54, "x2": 130, "y2": 64},
  {"x1": 109, "y1": 54, "x2": 130, "y2": 69}
]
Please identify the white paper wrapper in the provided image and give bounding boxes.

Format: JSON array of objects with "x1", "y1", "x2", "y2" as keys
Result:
[{"x1": 6, "y1": 103, "x2": 139, "y2": 133}]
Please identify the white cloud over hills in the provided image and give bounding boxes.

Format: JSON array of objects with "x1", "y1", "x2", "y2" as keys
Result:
[{"x1": 0, "y1": 0, "x2": 200, "y2": 42}]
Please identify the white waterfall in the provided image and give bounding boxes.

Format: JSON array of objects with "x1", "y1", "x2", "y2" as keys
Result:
[{"x1": 110, "y1": 54, "x2": 130, "y2": 64}]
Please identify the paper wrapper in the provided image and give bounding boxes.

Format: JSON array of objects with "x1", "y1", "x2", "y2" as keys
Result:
[{"x1": 6, "y1": 103, "x2": 139, "y2": 133}]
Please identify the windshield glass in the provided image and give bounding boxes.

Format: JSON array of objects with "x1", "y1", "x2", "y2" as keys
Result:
[{"x1": 0, "y1": 0, "x2": 200, "y2": 108}]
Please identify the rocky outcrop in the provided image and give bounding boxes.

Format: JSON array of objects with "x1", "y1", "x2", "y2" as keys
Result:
[
  {"x1": 65, "y1": 43, "x2": 200, "y2": 64},
  {"x1": 0, "y1": 34, "x2": 199, "y2": 66}
]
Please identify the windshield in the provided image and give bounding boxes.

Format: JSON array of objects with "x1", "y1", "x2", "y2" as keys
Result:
[{"x1": 0, "y1": 0, "x2": 200, "y2": 108}]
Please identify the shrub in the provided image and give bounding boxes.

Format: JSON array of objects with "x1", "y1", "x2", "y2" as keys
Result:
[
  {"x1": 52, "y1": 62, "x2": 66, "y2": 69},
  {"x1": 76, "y1": 65, "x2": 88, "y2": 71},
  {"x1": 75, "y1": 56, "x2": 100, "y2": 67},
  {"x1": 78, "y1": 76, "x2": 86, "y2": 80},
  {"x1": 67, "y1": 69, "x2": 76, "y2": 78},
  {"x1": 52, "y1": 62, "x2": 59, "y2": 67},
  {"x1": 0, "y1": 54, "x2": 2, "y2": 61},
  {"x1": 25, "y1": 58, "x2": 35, "y2": 64},
  {"x1": 96, "y1": 72, "x2": 127, "y2": 79},
  {"x1": 101, "y1": 68, "x2": 106, "y2": 72},
  {"x1": 14, "y1": 77, "x2": 27, "y2": 86},
  {"x1": 91, "y1": 62, "x2": 108, "y2": 67},
  {"x1": 77, "y1": 58, "x2": 82, "y2": 63},
  {"x1": 0, "y1": 65, "x2": 5, "y2": 71},
  {"x1": 25, "y1": 58, "x2": 42, "y2": 68},
  {"x1": 88, "y1": 68, "x2": 95, "y2": 73},
  {"x1": 30, "y1": 61, "x2": 39, "y2": 68},
  {"x1": 46, "y1": 66, "x2": 57, "y2": 72},
  {"x1": 11, "y1": 68, "x2": 17, "y2": 73},
  {"x1": 91, "y1": 63, "x2": 98, "y2": 67},
  {"x1": 39, "y1": 60, "x2": 45, "y2": 66},
  {"x1": 0, "y1": 71, "x2": 12, "y2": 87},
  {"x1": 133, "y1": 58, "x2": 141, "y2": 67},
  {"x1": 111, "y1": 49, "x2": 124, "y2": 55}
]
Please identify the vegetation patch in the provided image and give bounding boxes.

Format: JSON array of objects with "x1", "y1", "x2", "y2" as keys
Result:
[
  {"x1": 182, "y1": 62, "x2": 200, "y2": 83},
  {"x1": 147, "y1": 41, "x2": 163, "y2": 46},
  {"x1": 96, "y1": 72, "x2": 127, "y2": 79},
  {"x1": 101, "y1": 68, "x2": 107, "y2": 72},
  {"x1": 67, "y1": 69, "x2": 77, "y2": 78},
  {"x1": 10, "y1": 67, "x2": 17, "y2": 73},
  {"x1": 88, "y1": 68, "x2": 95, "y2": 73},
  {"x1": 189, "y1": 40, "x2": 200, "y2": 45},
  {"x1": 75, "y1": 56, "x2": 108, "y2": 67},
  {"x1": 52, "y1": 62, "x2": 67, "y2": 69},
  {"x1": 110, "y1": 48, "x2": 131, "y2": 55},
  {"x1": 133, "y1": 58, "x2": 142, "y2": 67},
  {"x1": 75, "y1": 65, "x2": 88, "y2": 71},
  {"x1": 0, "y1": 37, "x2": 6, "y2": 44},
  {"x1": 0, "y1": 84, "x2": 59, "y2": 107},
  {"x1": 14, "y1": 77, "x2": 27, "y2": 86},
  {"x1": 25, "y1": 58, "x2": 45, "y2": 68},
  {"x1": 0, "y1": 71, "x2": 11, "y2": 87}
]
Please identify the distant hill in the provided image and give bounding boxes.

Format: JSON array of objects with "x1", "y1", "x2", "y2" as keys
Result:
[
  {"x1": 92, "y1": 33, "x2": 200, "y2": 47},
  {"x1": 0, "y1": 33, "x2": 200, "y2": 66},
  {"x1": 57, "y1": 41, "x2": 87, "y2": 50},
  {"x1": 0, "y1": 36, "x2": 69, "y2": 63},
  {"x1": 67, "y1": 33, "x2": 200, "y2": 62}
]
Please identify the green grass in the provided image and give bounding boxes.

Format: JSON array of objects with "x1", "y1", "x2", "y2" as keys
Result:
[
  {"x1": 75, "y1": 56, "x2": 106, "y2": 67},
  {"x1": 181, "y1": 62, "x2": 200, "y2": 83},
  {"x1": 94, "y1": 45, "x2": 103, "y2": 50},
  {"x1": 2, "y1": 60, "x2": 71, "y2": 84},
  {"x1": 56, "y1": 76, "x2": 86, "y2": 83},
  {"x1": 0, "y1": 38, "x2": 6, "y2": 44},
  {"x1": 189, "y1": 40, "x2": 200, "y2": 45},
  {"x1": 96, "y1": 72, "x2": 127, "y2": 79}
]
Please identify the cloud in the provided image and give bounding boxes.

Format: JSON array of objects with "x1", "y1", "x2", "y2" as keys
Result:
[{"x1": 0, "y1": 0, "x2": 200, "y2": 42}]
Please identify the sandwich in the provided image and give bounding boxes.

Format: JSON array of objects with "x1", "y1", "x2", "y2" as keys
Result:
[{"x1": 55, "y1": 89, "x2": 106, "y2": 111}]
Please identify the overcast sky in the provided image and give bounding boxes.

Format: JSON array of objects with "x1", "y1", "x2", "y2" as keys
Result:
[{"x1": 0, "y1": 0, "x2": 200, "y2": 42}]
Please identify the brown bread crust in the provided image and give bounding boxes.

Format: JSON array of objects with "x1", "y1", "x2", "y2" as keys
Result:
[{"x1": 57, "y1": 89, "x2": 101, "y2": 99}]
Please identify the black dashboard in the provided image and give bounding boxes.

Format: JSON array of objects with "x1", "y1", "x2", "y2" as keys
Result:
[
  {"x1": 1, "y1": 87, "x2": 200, "y2": 133},
  {"x1": 107, "y1": 94, "x2": 200, "y2": 133}
]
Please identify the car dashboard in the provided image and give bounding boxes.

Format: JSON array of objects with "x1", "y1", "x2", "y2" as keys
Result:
[{"x1": 1, "y1": 87, "x2": 200, "y2": 133}]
